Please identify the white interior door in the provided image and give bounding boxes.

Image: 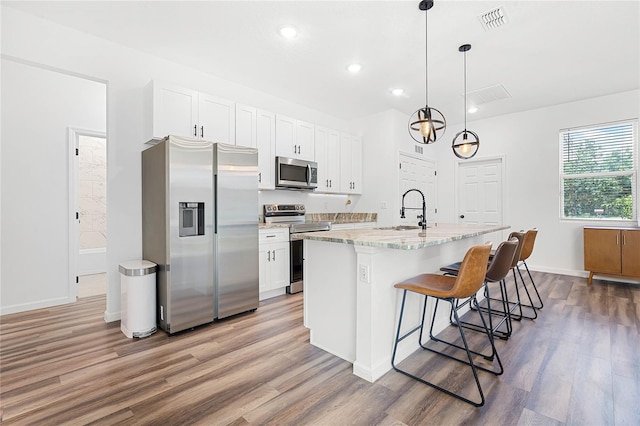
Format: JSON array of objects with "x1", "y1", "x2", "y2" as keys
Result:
[
  {"x1": 456, "y1": 157, "x2": 503, "y2": 225},
  {"x1": 399, "y1": 154, "x2": 437, "y2": 226}
]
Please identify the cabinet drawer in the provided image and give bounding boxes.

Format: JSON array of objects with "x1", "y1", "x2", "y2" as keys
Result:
[{"x1": 259, "y1": 228, "x2": 289, "y2": 243}]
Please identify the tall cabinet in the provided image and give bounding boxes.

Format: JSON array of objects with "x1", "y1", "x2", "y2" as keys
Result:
[
  {"x1": 583, "y1": 226, "x2": 640, "y2": 284},
  {"x1": 340, "y1": 133, "x2": 363, "y2": 194},
  {"x1": 315, "y1": 126, "x2": 341, "y2": 193}
]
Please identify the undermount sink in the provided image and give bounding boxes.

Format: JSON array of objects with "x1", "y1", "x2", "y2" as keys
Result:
[{"x1": 375, "y1": 225, "x2": 427, "y2": 231}]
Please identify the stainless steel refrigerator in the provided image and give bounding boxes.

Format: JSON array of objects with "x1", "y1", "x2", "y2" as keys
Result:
[{"x1": 142, "y1": 136, "x2": 258, "y2": 334}]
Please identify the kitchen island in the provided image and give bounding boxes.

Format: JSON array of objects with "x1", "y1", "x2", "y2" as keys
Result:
[{"x1": 298, "y1": 223, "x2": 509, "y2": 383}]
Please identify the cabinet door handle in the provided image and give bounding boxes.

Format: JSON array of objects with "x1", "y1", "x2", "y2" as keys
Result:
[
  {"x1": 259, "y1": 172, "x2": 262, "y2": 183},
  {"x1": 272, "y1": 250, "x2": 276, "y2": 261},
  {"x1": 266, "y1": 235, "x2": 276, "y2": 238},
  {"x1": 616, "y1": 234, "x2": 619, "y2": 245},
  {"x1": 193, "y1": 125, "x2": 197, "y2": 137},
  {"x1": 623, "y1": 234, "x2": 626, "y2": 245},
  {"x1": 329, "y1": 179, "x2": 332, "y2": 187},
  {"x1": 201, "y1": 126, "x2": 204, "y2": 138},
  {"x1": 267, "y1": 250, "x2": 271, "y2": 262}
]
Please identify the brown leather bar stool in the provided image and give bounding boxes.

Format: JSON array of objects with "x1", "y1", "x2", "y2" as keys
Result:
[
  {"x1": 516, "y1": 228, "x2": 543, "y2": 309},
  {"x1": 391, "y1": 242, "x2": 500, "y2": 407},
  {"x1": 446, "y1": 237, "x2": 519, "y2": 340}
]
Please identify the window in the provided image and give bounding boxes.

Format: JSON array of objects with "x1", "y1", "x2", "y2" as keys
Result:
[{"x1": 560, "y1": 120, "x2": 637, "y2": 221}]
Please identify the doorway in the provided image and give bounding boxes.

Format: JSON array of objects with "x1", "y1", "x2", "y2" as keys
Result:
[
  {"x1": 455, "y1": 156, "x2": 505, "y2": 225},
  {"x1": 70, "y1": 128, "x2": 107, "y2": 298},
  {"x1": 398, "y1": 153, "x2": 437, "y2": 226}
]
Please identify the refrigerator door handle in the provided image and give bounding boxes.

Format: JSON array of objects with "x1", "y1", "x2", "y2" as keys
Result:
[{"x1": 214, "y1": 174, "x2": 218, "y2": 234}]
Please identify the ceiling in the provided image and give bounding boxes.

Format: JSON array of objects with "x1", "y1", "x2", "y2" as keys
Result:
[{"x1": 4, "y1": 0, "x2": 639, "y2": 124}]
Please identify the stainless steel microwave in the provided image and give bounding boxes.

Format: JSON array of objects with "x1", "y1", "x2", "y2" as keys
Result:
[{"x1": 275, "y1": 156, "x2": 318, "y2": 190}]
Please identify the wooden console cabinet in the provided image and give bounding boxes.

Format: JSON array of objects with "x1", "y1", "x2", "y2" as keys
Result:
[{"x1": 583, "y1": 226, "x2": 640, "y2": 284}]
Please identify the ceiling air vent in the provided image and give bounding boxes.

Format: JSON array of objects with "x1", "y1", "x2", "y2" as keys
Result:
[
  {"x1": 478, "y1": 6, "x2": 508, "y2": 31},
  {"x1": 466, "y1": 84, "x2": 512, "y2": 106}
]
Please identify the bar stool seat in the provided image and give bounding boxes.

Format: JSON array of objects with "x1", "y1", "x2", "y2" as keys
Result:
[{"x1": 391, "y1": 242, "x2": 500, "y2": 407}]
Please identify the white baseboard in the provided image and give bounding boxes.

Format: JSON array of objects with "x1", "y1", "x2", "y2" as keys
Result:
[
  {"x1": 527, "y1": 264, "x2": 640, "y2": 284},
  {"x1": 0, "y1": 295, "x2": 74, "y2": 316},
  {"x1": 104, "y1": 309, "x2": 120, "y2": 323}
]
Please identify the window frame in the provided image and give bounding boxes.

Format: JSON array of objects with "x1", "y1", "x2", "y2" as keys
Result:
[{"x1": 559, "y1": 119, "x2": 638, "y2": 223}]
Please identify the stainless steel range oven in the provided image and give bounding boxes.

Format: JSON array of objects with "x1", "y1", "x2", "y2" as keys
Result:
[{"x1": 263, "y1": 204, "x2": 331, "y2": 294}]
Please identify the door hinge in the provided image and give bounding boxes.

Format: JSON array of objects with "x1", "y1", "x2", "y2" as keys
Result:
[
  {"x1": 434, "y1": 170, "x2": 437, "y2": 176},
  {"x1": 435, "y1": 208, "x2": 438, "y2": 213},
  {"x1": 76, "y1": 276, "x2": 79, "y2": 284},
  {"x1": 75, "y1": 148, "x2": 79, "y2": 156},
  {"x1": 399, "y1": 163, "x2": 402, "y2": 169},
  {"x1": 76, "y1": 212, "x2": 79, "y2": 220}
]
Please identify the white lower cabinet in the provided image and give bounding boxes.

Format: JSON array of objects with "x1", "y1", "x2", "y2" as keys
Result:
[{"x1": 259, "y1": 229, "x2": 290, "y2": 299}]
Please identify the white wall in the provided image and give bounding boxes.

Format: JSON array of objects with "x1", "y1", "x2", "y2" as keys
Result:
[
  {"x1": 0, "y1": 6, "x2": 351, "y2": 318},
  {"x1": 1, "y1": 59, "x2": 106, "y2": 313}
]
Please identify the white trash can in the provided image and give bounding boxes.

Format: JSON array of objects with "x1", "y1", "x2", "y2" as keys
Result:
[{"x1": 119, "y1": 260, "x2": 157, "y2": 338}]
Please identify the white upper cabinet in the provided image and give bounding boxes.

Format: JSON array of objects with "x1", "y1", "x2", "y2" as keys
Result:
[
  {"x1": 235, "y1": 103, "x2": 257, "y2": 148},
  {"x1": 144, "y1": 80, "x2": 234, "y2": 144},
  {"x1": 197, "y1": 93, "x2": 235, "y2": 144},
  {"x1": 340, "y1": 133, "x2": 363, "y2": 194},
  {"x1": 256, "y1": 109, "x2": 276, "y2": 190},
  {"x1": 275, "y1": 114, "x2": 296, "y2": 158},
  {"x1": 295, "y1": 120, "x2": 315, "y2": 161},
  {"x1": 275, "y1": 115, "x2": 315, "y2": 161},
  {"x1": 145, "y1": 81, "x2": 198, "y2": 143},
  {"x1": 315, "y1": 126, "x2": 341, "y2": 193}
]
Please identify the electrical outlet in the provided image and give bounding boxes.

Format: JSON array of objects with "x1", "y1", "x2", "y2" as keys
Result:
[
  {"x1": 358, "y1": 264, "x2": 370, "y2": 283},
  {"x1": 380, "y1": 201, "x2": 388, "y2": 209}
]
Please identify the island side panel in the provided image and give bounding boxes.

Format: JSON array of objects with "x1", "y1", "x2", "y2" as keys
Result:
[
  {"x1": 303, "y1": 230, "x2": 503, "y2": 383},
  {"x1": 304, "y1": 239, "x2": 357, "y2": 362}
]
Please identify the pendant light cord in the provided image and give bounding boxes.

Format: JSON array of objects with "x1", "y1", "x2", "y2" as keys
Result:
[
  {"x1": 425, "y1": 8, "x2": 429, "y2": 107},
  {"x1": 463, "y1": 49, "x2": 467, "y2": 130}
]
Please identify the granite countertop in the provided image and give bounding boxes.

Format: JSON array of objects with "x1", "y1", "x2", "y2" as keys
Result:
[
  {"x1": 259, "y1": 223, "x2": 291, "y2": 229},
  {"x1": 296, "y1": 223, "x2": 509, "y2": 250}
]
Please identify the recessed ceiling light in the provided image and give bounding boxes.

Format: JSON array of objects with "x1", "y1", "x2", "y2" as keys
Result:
[
  {"x1": 347, "y1": 63, "x2": 362, "y2": 73},
  {"x1": 391, "y1": 88, "x2": 404, "y2": 96},
  {"x1": 468, "y1": 106, "x2": 478, "y2": 113},
  {"x1": 279, "y1": 26, "x2": 297, "y2": 39}
]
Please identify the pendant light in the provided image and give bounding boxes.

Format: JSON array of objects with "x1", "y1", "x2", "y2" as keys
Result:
[
  {"x1": 452, "y1": 44, "x2": 480, "y2": 159},
  {"x1": 408, "y1": 0, "x2": 446, "y2": 145}
]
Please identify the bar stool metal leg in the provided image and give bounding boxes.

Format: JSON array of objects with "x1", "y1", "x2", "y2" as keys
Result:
[{"x1": 391, "y1": 290, "x2": 503, "y2": 407}]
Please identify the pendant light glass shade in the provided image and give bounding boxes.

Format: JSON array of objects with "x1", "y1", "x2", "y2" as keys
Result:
[
  {"x1": 452, "y1": 44, "x2": 479, "y2": 159},
  {"x1": 408, "y1": 0, "x2": 446, "y2": 145}
]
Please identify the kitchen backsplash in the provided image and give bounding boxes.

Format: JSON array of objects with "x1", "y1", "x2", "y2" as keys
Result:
[{"x1": 306, "y1": 212, "x2": 377, "y2": 224}]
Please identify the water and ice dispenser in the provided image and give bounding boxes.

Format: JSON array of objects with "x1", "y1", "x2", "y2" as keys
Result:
[{"x1": 179, "y1": 202, "x2": 204, "y2": 237}]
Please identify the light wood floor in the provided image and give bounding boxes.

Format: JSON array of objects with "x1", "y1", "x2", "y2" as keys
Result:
[{"x1": 1, "y1": 272, "x2": 639, "y2": 425}]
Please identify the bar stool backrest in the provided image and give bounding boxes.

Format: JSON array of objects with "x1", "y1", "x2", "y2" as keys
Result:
[
  {"x1": 486, "y1": 237, "x2": 519, "y2": 283},
  {"x1": 453, "y1": 242, "x2": 493, "y2": 299},
  {"x1": 508, "y1": 231, "x2": 526, "y2": 268},
  {"x1": 520, "y1": 228, "x2": 538, "y2": 261}
]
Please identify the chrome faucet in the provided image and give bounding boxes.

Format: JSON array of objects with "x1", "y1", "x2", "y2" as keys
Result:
[{"x1": 401, "y1": 189, "x2": 427, "y2": 230}]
